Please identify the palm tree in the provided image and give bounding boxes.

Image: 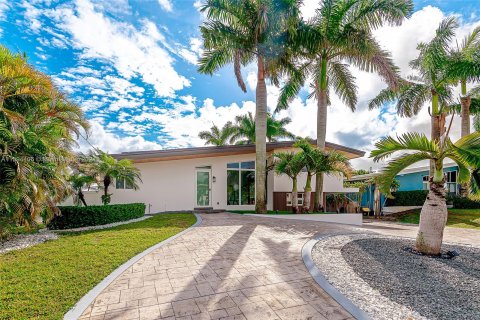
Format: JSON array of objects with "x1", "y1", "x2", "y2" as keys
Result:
[
  {"x1": 198, "y1": 122, "x2": 234, "y2": 146},
  {"x1": 230, "y1": 112, "x2": 295, "y2": 144},
  {"x1": 69, "y1": 174, "x2": 95, "y2": 206},
  {"x1": 93, "y1": 152, "x2": 141, "y2": 205},
  {"x1": 294, "y1": 139, "x2": 352, "y2": 212},
  {"x1": 274, "y1": 152, "x2": 304, "y2": 213},
  {"x1": 371, "y1": 132, "x2": 480, "y2": 255},
  {"x1": 277, "y1": 0, "x2": 412, "y2": 211},
  {"x1": 0, "y1": 46, "x2": 88, "y2": 225},
  {"x1": 198, "y1": 0, "x2": 302, "y2": 213}
]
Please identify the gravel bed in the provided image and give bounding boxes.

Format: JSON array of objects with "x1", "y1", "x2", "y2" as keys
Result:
[
  {"x1": 52, "y1": 215, "x2": 152, "y2": 233},
  {"x1": 312, "y1": 234, "x2": 480, "y2": 320},
  {"x1": 0, "y1": 231, "x2": 58, "y2": 254}
]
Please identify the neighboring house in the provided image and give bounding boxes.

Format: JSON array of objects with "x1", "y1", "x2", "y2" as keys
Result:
[
  {"x1": 70, "y1": 141, "x2": 364, "y2": 213},
  {"x1": 396, "y1": 162, "x2": 459, "y2": 195}
]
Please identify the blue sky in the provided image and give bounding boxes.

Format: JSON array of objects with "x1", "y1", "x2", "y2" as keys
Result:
[{"x1": 1, "y1": 0, "x2": 479, "y2": 168}]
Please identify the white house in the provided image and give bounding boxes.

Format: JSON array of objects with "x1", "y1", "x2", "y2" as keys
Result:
[{"x1": 73, "y1": 141, "x2": 364, "y2": 213}]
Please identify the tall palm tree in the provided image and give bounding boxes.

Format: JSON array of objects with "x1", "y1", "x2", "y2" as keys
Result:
[
  {"x1": 230, "y1": 112, "x2": 295, "y2": 144},
  {"x1": 274, "y1": 151, "x2": 304, "y2": 213},
  {"x1": 371, "y1": 131, "x2": 480, "y2": 255},
  {"x1": 198, "y1": 122, "x2": 234, "y2": 146},
  {"x1": 294, "y1": 139, "x2": 352, "y2": 212},
  {"x1": 198, "y1": 0, "x2": 302, "y2": 213},
  {"x1": 278, "y1": 0, "x2": 412, "y2": 211},
  {"x1": 447, "y1": 26, "x2": 480, "y2": 137},
  {"x1": 93, "y1": 152, "x2": 141, "y2": 205},
  {"x1": 0, "y1": 46, "x2": 88, "y2": 225}
]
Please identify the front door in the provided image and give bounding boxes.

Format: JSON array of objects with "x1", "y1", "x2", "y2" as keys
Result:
[{"x1": 195, "y1": 168, "x2": 211, "y2": 207}]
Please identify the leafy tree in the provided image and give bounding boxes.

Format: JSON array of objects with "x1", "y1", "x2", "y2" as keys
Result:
[
  {"x1": 0, "y1": 46, "x2": 88, "y2": 225},
  {"x1": 274, "y1": 152, "x2": 304, "y2": 213},
  {"x1": 230, "y1": 112, "x2": 295, "y2": 144},
  {"x1": 198, "y1": 0, "x2": 302, "y2": 213},
  {"x1": 198, "y1": 122, "x2": 234, "y2": 146},
  {"x1": 277, "y1": 0, "x2": 412, "y2": 211},
  {"x1": 371, "y1": 132, "x2": 480, "y2": 254},
  {"x1": 68, "y1": 174, "x2": 95, "y2": 206},
  {"x1": 92, "y1": 152, "x2": 141, "y2": 205}
]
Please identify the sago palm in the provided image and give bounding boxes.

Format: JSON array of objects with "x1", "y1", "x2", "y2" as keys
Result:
[
  {"x1": 198, "y1": 0, "x2": 302, "y2": 213},
  {"x1": 371, "y1": 131, "x2": 480, "y2": 255},
  {"x1": 93, "y1": 152, "x2": 141, "y2": 205},
  {"x1": 198, "y1": 122, "x2": 234, "y2": 146},
  {"x1": 278, "y1": 0, "x2": 412, "y2": 211},
  {"x1": 274, "y1": 151, "x2": 304, "y2": 213},
  {"x1": 230, "y1": 112, "x2": 295, "y2": 144}
]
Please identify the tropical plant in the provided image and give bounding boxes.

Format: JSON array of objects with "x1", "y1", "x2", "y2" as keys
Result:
[
  {"x1": 92, "y1": 152, "x2": 141, "y2": 205},
  {"x1": 230, "y1": 112, "x2": 295, "y2": 144},
  {"x1": 0, "y1": 45, "x2": 88, "y2": 225},
  {"x1": 277, "y1": 0, "x2": 412, "y2": 211},
  {"x1": 294, "y1": 139, "x2": 352, "y2": 212},
  {"x1": 68, "y1": 174, "x2": 95, "y2": 206},
  {"x1": 371, "y1": 131, "x2": 480, "y2": 255},
  {"x1": 198, "y1": 122, "x2": 234, "y2": 146},
  {"x1": 198, "y1": 0, "x2": 302, "y2": 213},
  {"x1": 274, "y1": 151, "x2": 304, "y2": 213}
]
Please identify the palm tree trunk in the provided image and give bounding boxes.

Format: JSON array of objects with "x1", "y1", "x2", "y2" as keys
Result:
[
  {"x1": 255, "y1": 56, "x2": 267, "y2": 213},
  {"x1": 303, "y1": 173, "x2": 312, "y2": 213},
  {"x1": 314, "y1": 59, "x2": 328, "y2": 212},
  {"x1": 416, "y1": 178, "x2": 448, "y2": 255},
  {"x1": 292, "y1": 177, "x2": 298, "y2": 213},
  {"x1": 103, "y1": 175, "x2": 111, "y2": 205},
  {"x1": 460, "y1": 80, "x2": 471, "y2": 197},
  {"x1": 78, "y1": 190, "x2": 88, "y2": 207}
]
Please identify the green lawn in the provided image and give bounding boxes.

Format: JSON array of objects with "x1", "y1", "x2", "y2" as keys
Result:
[
  {"x1": 0, "y1": 213, "x2": 196, "y2": 320},
  {"x1": 397, "y1": 209, "x2": 480, "y2": 230}
]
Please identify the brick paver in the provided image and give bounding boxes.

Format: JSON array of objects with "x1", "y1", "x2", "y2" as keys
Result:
[{"x1": 79, "y1": 213, "x2": 355, "y2": 320}]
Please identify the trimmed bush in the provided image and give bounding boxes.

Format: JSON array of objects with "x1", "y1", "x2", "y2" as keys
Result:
[
  {"x1": 47, "y1": 203, "x2": 145, "y2": 230},
  {"x1": 452, "y1": 197, "x2": 480, "y2": 209},
  {"x1": 385, "y1": 190, "x2": 428, "y2": 206}
]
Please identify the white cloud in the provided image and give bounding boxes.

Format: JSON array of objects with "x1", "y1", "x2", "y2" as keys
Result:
[
  {"x1": 158, "y1": 0, "x2": 173, "y2": 12},
  {"x1": 50, "y1": 0, "x2": 189, "y2": 97}
]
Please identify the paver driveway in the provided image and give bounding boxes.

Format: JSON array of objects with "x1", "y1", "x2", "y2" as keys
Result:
[{"x1": 79, "y1": 213, "x2": 354, "y2": 320}]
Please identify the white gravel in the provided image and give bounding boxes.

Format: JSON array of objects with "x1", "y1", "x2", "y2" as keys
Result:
[
  {"x1": 51, "y1": 215, "x2": 152, "y2": 233},
  {"x1": 0, "y1": 231, "x2": 58, "y2": 254},
  {"x1": 312, "y1": 234, "x2": 427, "y2": 320}
]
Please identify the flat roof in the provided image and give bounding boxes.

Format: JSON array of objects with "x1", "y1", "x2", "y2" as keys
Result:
[{"x1": 113, "y1": 140, "x2": 365, "y2": 163}]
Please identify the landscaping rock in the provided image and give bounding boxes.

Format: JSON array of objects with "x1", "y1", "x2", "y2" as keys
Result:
[{"x1": 0, "y1": 231, "x2": 58, "y2": 254}]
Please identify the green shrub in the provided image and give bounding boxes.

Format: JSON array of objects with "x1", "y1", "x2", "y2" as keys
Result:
[
  {"x1": 451, "y1": 196, "x2": 480, "y2": 209},
  {"x1": 385, "y1": 190, "x2": 428, "y2": 206},
  {"x1": 47, "y1": 203, "x2": 145, "y2": 230}
]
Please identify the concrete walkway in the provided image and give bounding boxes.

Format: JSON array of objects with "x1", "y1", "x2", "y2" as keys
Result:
[{"x1": 79, "y1": 213, "x2": 355, "y2": 320}]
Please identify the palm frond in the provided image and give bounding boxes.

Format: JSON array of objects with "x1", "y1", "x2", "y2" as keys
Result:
[
  {"x1": 328, "y1": 60, "x2": 357, "y2": 111},
  {"x1": 370, "y1": 132, "x2": 439, "y2": 161}
]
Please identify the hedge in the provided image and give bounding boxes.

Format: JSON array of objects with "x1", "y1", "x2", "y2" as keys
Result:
[
  {"x1": 47, "y1": 203, "x2": 146, "y2": 230},
  {"x1": 451, "y1": 197, "x2": 480, "y2": 209},
  {"x1": 385, "y1": 190, "x2": 428, "y2": 206}
]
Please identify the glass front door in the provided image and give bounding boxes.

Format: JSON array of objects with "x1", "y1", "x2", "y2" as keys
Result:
[{"x1": 195, "y1": 169, "x2": 211, "y2": 207}]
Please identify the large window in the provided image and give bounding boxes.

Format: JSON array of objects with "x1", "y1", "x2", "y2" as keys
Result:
[
  {"x1": 227, "y1": 161, "x2": 255, "y2": 205},
  {"x1": 116, "y1": 178, "x2": 133, "y2": 189}
]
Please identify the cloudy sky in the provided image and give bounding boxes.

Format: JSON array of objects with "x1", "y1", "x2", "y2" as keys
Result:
[{"x1": 1, "y1": 0, "x2": 479, "y2": 169}]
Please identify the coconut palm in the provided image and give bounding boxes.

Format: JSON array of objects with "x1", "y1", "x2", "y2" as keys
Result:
[
  {"x1": 0, "y1": 46, "x2": 88, "y2": 225},
  {"x1": 274, "y1": 151, "x2": 304, "y2": 213},
  {"x1": 294, "y1": 139, "x2": 352, "y2": 212},
  {"x1": 93, "y1": 152, "x2": 141, "y2": 205},
  {"x1": 199, "y1": 122, "x2": 234, "y2": 146},
  {"x1": 277, "y1": 0, "x2": 412, "y2": 211},
  {"x1": 371, "y1": 131, "x2": 480, "y2": 255},
  {"x1": 230, "y1": 112, "x2": 295, "y2": 144},
  {"x1": 198, "y1": 0, "x2": 302, "y2": 213}
]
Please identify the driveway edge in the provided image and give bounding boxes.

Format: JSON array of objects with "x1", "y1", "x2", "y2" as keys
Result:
[
  {"x1": 302, "y1": 236, "x2": 371, "y2": 320},
  {"x1": 64, "y1": 213, "x2": 203, "y2": 320}
]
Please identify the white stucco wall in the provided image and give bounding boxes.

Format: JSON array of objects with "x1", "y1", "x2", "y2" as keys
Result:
[{"x1": 64, "y1": 152, "x2": 357, "y2": 212}]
